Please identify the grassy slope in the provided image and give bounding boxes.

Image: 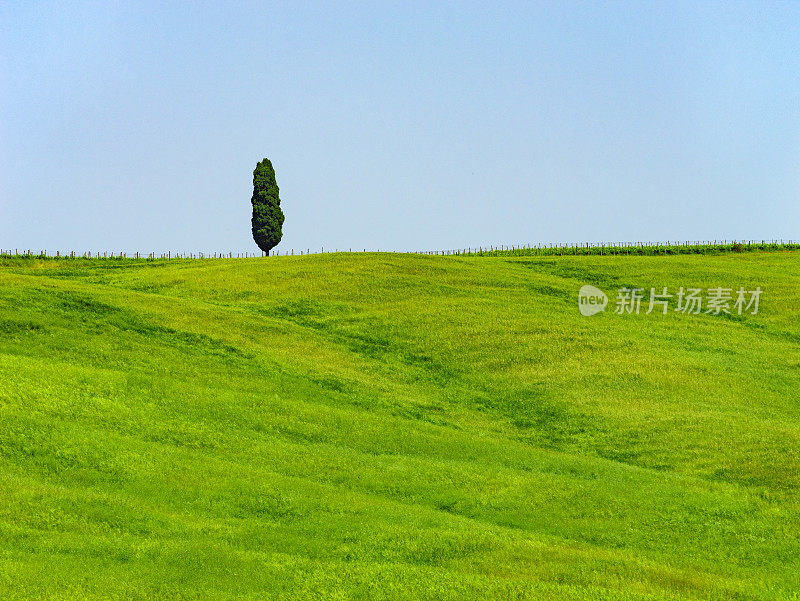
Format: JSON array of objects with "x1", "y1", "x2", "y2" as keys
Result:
[{"x1": 0, "y1": 252, "x2": 798, "y2": 600}]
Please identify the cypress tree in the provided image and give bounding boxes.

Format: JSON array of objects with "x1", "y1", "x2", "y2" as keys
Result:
[{"x1": 251, "y1": 158, "x2": 284, "y2": 255}]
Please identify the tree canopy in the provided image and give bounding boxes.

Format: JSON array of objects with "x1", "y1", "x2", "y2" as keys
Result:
[{"x1": 251, "y1": 158, "x2": 284, "y2": 255}]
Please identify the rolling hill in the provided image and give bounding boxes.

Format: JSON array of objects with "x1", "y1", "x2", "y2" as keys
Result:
[{"x1": 1, "y1": 252, "x2": 798, "y2": 600}]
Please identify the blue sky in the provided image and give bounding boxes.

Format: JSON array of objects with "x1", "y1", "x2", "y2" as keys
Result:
[{"x1": 2, "y1": 1, "x2": 798, "y2": 254}]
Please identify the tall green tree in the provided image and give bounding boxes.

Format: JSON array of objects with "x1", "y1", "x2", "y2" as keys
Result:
[{"x1": 251, "y1": 158, "x2": 284, "y2": 255}]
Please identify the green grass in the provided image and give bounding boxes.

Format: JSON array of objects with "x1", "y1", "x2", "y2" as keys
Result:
[
  {"x1": 459, "y1": 240, "x2": 800, "y2": 257},
  {"x1": 1, "y1": 252, "x2": 799, "y2": 600}
]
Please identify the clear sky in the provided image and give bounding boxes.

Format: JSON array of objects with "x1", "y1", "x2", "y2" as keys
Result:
[{"x1": 2, "y1": 1, "x2": 799, "y2": 254}]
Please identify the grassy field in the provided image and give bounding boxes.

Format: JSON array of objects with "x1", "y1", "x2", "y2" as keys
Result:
[{"x1": 0, "y1": 252, "x2": 798, "y2": 600}]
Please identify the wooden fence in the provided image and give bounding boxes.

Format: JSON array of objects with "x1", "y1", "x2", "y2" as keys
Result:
[{"x1": 0, "y1": 240, "x2": 797, "y2": 260}]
